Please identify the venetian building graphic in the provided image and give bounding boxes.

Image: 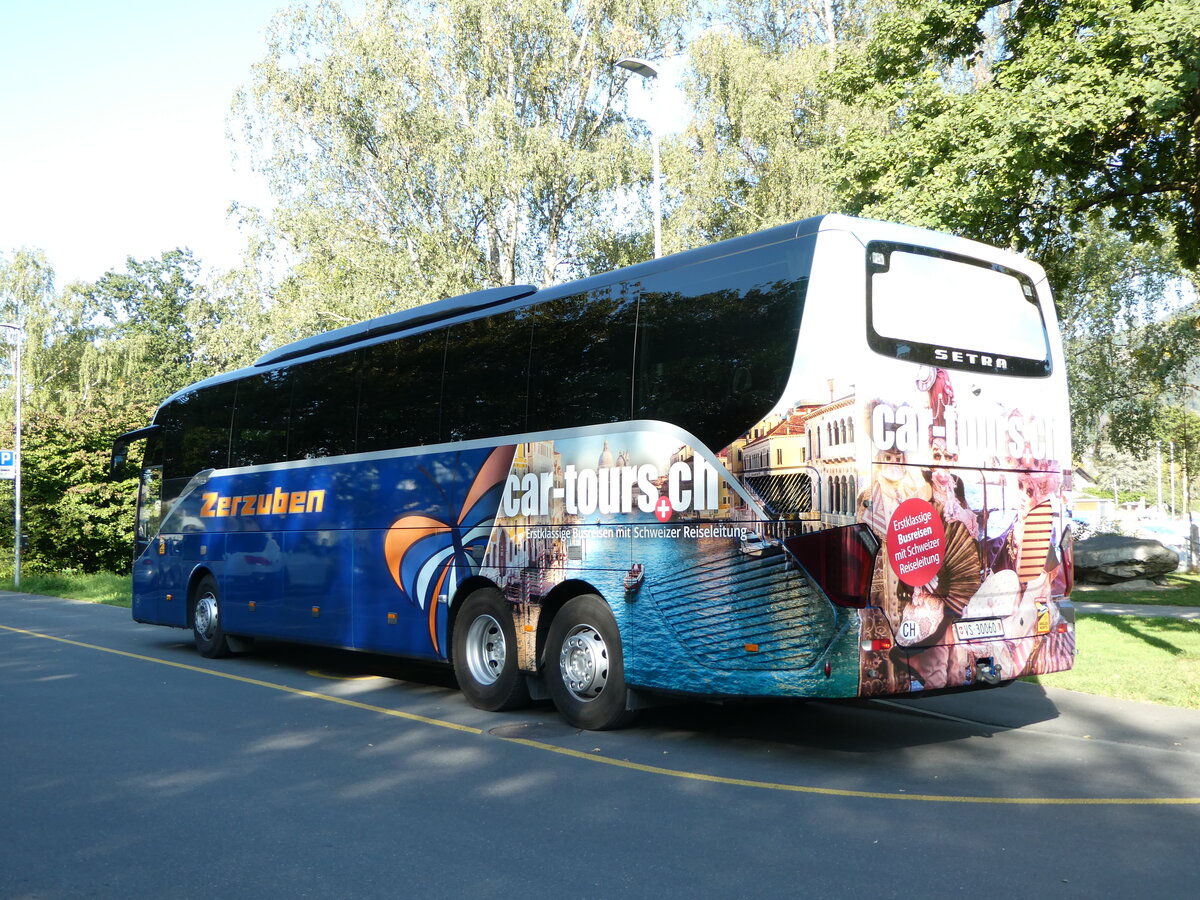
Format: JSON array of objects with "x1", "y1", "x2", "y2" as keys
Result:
[
  {"x1": 803, "y1": 392, "x2": 865, "y2": 529},
  {"x1": 730, "y1": 404, "x2": 821, "y2": 537},
  {"x1": 483, "y1": 440, "x2": 567, "y2": 602}
]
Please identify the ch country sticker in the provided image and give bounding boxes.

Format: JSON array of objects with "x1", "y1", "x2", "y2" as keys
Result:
[{"x1": 200, "y1": 486, "x2": 326, "y2": 518}]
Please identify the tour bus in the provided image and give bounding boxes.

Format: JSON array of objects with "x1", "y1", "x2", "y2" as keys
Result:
[{"x1": 112, "y1": 214, "x2": 1075, "y2": 730}]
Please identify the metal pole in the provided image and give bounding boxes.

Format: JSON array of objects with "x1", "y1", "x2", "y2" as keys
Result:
[
  {"x1": 12, "y1": 333, "x2": 18, "y2": 588},
  {"x1": 1171, "y1": 441, "x2": 1176, "y2": 519},
  {"x1": 651, "y1": 127, "x2": 662, "y2": 259},
  {"x1": 615, "y1": 57, "x2": 662, "y2": 259},
  {"x1": 0, "y1": 323, "x2": 19, "y2": 587},
  {"x1": 1157, "y1": 441, "x2": 1163, "y2": 515}
]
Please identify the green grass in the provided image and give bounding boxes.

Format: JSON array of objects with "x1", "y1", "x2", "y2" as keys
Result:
[
  {"x1": 1026, "y1": 614, "x2": 1200, "y2": 710},
  {"x1": 0, "y1": 571, "x2": 132, "y2": 607},
  {"x1": 1074, "y1": 571, "x2": 1200, "y2": 607}
]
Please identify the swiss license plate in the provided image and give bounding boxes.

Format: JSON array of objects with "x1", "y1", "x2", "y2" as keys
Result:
[{"x1": 954, "y1": 618, "x2": 1005, "y2": 642}]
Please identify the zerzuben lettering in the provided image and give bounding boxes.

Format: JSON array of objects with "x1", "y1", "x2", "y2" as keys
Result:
[{"x1": 200, "y1": 487, "x2": 326, "y2": 518}]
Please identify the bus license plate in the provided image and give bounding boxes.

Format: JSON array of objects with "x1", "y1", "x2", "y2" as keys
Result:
[{"x1": 954, "y1": 618, "x2": 1005, "y2": 642}]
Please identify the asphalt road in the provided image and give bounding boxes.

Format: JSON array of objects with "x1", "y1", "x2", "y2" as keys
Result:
[{"x1": 2, "y1": 592, "x2": 1198, "y2": 898}]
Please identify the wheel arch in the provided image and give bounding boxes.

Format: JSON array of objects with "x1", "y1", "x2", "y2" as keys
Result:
[
  {"x1": 446, "y1": 575, "x2": 501, "y2": 664},
  {"x1": 185, "y1": 566, "x2": 218, "y2": 626}
]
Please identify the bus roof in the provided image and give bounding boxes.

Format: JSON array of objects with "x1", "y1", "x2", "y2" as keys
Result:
[{"x1": 254, "y1": 283, "x2": 539, "y2": 368}]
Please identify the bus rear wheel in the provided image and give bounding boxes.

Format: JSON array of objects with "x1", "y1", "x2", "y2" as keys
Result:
[
  {"x1": 191, "y1": 575, "x2": 232, "y2": 659},
  {"x1": 452, "y1": 589, "x2": 530, "y2": 712},
  {"x1": 545, "y1": 594, "x2": 635, "y2": 731}
]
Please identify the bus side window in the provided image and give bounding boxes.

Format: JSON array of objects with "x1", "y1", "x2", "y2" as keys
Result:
[
  {"x1": 135, "y1": 427, "x2": 165, "y2": 542},
  {"x1": 231, "y1": 369, "x2": 292, "y2": 467},
  {"x1": 441, "y1": 311, "x2": 532, "y2": 442},
  {"x1": 636, "y1": 243, "x2": 809, "y2": 450},
  {"x1": 137, "y1": 465, "x2": 163, "y2": 541},
  {"x1": 163, "y1": 381, "x2": 236, "y2": 488},
  {"x1": 527, "y1": 286, "x2": 637, "y2": 431},
  {"x1": 288, "y1": 350, "x2": 359, "y2": 459},
  {"x1": 358, "y1": 328, "x2": 445, "y2": 452}
]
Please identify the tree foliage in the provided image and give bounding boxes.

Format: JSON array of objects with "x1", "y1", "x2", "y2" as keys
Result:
[
  {"x1": 838, "y1": 0, "x2": 1200, "y2": 268},
  {"x1": 235, "y1": 0, "x2": 690, "y2": 330},
  {"x1": 2, "y1": 403, "x2": 154, "y2": 574},
  {"x1": 664, "y1": 1, "x2": 881, "y2": 247},
  {"x1": 0, "y1": 248, "x2": 263, "y2": 576}
]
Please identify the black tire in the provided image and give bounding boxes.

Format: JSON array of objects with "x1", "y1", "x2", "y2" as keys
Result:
[
  {"x1": 191, "y1": 575, "x2": 232, "y2": 659},
  {"x1": 544, "y1": 594, "x2": 635, "y2": 731},
  {"x1": 452, "y1": 589, "x2": 531, "y2": 712}
]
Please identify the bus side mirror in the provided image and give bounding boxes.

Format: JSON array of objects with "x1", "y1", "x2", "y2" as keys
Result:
[
  {"x1": 110, "y1": 425, "x2": 159, "y2": 479},
  {"x1": 110, "y1": 446, "x2": 128, "y2": 478}
]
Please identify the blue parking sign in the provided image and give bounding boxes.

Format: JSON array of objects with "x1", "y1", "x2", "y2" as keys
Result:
[{"x1": 0, "y1": 449, "x2": 14, "y2": 480}]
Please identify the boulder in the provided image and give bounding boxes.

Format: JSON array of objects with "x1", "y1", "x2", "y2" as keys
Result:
[{"x1": 1074, "y1": 534, "x2": 1179, "y2": 584}]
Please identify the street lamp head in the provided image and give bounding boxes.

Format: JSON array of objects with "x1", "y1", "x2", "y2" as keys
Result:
[{"x1": 615, "y1": 57, "x2": 658, "y2": 80}]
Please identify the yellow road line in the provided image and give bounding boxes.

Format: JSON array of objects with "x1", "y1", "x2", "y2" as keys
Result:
[
  {"x1": 0, "y1": 623, "x2": 481, "y2": 735},
  {"x1": 498, "y1": 737, "x2": 1200, "y2": 805},
  {"x1": 4, "y1": 622, "x2": 1198, "y2": 806}
]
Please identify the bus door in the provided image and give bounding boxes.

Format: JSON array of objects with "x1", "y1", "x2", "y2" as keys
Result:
[
  {"x1": 132, "y1": 462, "x2": 164, "y2": 622},
  {"x1": 279, "y1": 528, "x2": 352, "y2": 645}
]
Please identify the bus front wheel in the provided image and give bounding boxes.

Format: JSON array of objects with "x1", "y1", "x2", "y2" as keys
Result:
[
  {"x1": 452, "y1": 589, "x2": 531, "y2": 712},
  {"x1": 545, "y1": 594, "x2": 635, "y2": 731},
  {"x1": 191, "y1": 575, "x2": 232, "y2": 659}
]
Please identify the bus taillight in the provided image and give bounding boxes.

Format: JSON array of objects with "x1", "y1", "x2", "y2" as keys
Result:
[{"x1": 783, "y1": 524, "x2": 881, "y2": 608}]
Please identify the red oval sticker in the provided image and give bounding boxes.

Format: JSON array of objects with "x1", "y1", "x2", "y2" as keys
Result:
[{"x1": 887, "y1": 498, "x2": 946, "y2": 587}]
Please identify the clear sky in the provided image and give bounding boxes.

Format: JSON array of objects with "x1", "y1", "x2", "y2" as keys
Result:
[
  {"x1": 0, "y1": 0, "x2": 285, "y2": 287},
  {"x1": 0, "y1": 0, "x2": 686, "y2": 291}
]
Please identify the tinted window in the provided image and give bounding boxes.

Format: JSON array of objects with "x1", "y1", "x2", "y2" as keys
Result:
[
  {"x1": 136, "y1": 465, "x2": 163, "y2": 541},
  {"x1": 527, "y1": 286, "x2": 637, "y2": 431},
  {"x1": 358, "y1": 329, "x2": 445, "y2": 452},
  {"x1": 636, "y1": 241, "x2": 809, "y2": 450},
  {"x1": 230, "y1": 369, "x2": 291, "y2": 467},
  {"x1": 161, "y1": 382, "x2": 235, "y2": 479},
  {"x1": 441, "y1": 311, "x2": 532, "y2": 441},
  {"x1": 289, "y1": 351, "x2": 359, "y2": 459}
]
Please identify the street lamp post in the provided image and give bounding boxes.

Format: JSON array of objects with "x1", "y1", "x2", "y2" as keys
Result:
[
  {"x1": 616, "y1": 57, "x2": 662, "y2": 259},
  {"x1": 0, "y1": 323, "x2": 21, "y2": 588}
]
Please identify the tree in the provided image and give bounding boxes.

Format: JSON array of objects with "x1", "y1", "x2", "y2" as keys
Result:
[
  {"x1": 1054, "y1": 215, "x2": 1193, "y2": 451},
  {"x1": 838, "y1": 0, "x2": 1200, "y2": 268},
  {"x1": 663, "y1": 1, "x2": 881, "y2": 248},
  {"x1": 2, "y1": 402, "x2": 152, "y2": 575},
  {"x1": 235, "y1": 0, "x2": 690, "y2": 329},
  {"x1": 89, "y1": 249, "x2": 224, "y2": 400}
]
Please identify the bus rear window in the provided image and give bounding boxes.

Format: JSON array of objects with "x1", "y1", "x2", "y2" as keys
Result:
[{"x1": 866, "y1": 242, "x2": 1050, "y2": 376}]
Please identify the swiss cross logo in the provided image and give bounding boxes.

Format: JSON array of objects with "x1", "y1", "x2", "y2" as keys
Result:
[{"x1": 654, "y1": 494, "x2": 674, "y2": 523}]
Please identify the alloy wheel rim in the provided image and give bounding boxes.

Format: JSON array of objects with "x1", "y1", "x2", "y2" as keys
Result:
[
  {"x1": 559, "y1": 623, "x2": 609, "y2": 702},
  {"x1": 465, "y1": 614, "x2": 506, "y2": 686},
  {"x1": 194, "y1": 592, "x2": 218, "y2": 640}
]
